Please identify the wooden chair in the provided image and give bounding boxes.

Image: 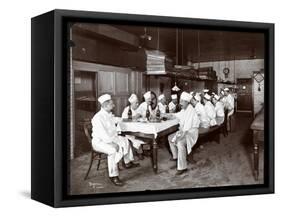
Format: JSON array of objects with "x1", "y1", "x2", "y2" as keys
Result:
[{"x1": 83, "y1": 119, "x2": 107, "y2": 180}]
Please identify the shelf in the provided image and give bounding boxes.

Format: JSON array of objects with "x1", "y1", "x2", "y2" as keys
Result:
[
  {"x1": 145, "y1": 72, "x2": 217, "y2": 82},
  {"x1": 217, "y1": 81, "x2": 236, "y2": 85}
]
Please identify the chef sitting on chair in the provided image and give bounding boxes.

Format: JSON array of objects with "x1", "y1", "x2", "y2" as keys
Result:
[
  {"x1": 168, "y1": 92, "x2": 200, "y2": 176},
  {"x1": 91, "y1": 94, "x2": 139, "y2": 186}
]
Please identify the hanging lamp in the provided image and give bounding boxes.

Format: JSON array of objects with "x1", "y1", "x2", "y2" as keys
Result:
[
  {"x1": 172, "y1": 28, "x2": 180, "y2": 92},
  {"x1": 197, "y1": 30, "x2": 201, "y2": 70}
]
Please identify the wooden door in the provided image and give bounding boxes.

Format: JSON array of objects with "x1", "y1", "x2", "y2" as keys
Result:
[{"x1": 237, "y1": 78, "x2": 252, "y2": 112}]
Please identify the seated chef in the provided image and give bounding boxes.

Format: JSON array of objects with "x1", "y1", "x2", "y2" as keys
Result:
[
  {"x1": 138, "y1": 91, "x2": 153, "y2": 118},
  {"x1": 212, "y1": 94, "x2": 225, "y2": 125},
  {"x1": 190, "y1": 92, "x2": 210, "y2": 128},
  {"x1": 91, "y1": 94, "x2": 140, "y2": 186},
  {"x1": 157, "y1": 94, "x2": 168, "y2": 114},
  {"x1": 168, "y1": 92, "x2": 200, "y2": 175},
  {"x1": 121, "y1": 94, "x2": 144, "y2": 159},
  {"x1": 203, "y1": 93, "x2": 217, "y2": 126},
  {"x1": 203, "y1": 89, "x2": 210, "y2": 95},
  {"x1": 168, "y1": 94, "x2": 180, "y2": 113},
  {"x1": 121, "y1": 93, "x2": 141, "y2": 120}
]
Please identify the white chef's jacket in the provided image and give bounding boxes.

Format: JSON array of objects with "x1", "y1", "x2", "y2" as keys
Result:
[
  {"x1": 91, "y1": 108, "x2": 130, "y2": 163},
  {"x1": 195, "y1": 102, "x2": 210, "y2": 128},
  {"x1": 225, "y1": 94, "x2": 235, "y2": 116},
  {"x1": 121, "y1": 106, "x2": 144, "y2": 149},
  {"x1": 138, "y1": 101, "x2": 154, "y2": 117},
  {"x1": 174, "y1": 104, "x2": 200, "y2": 154},
  {"x1": 220, "y1": 96, "x2": 227, "y2": 108},
  {"x1": 204, "y1": 101, "x2": 217, "y2": 126},
  {"x1": 168, "y1": 101, "x2": 177, "y2": 113},
  {"x1": 158, "y1": 102, "x2": 167, "y2": 114},
  {"x1": 215, "y1": 101, "x2": 225, "y2": 118}
]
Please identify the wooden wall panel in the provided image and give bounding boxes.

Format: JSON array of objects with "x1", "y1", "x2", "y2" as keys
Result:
[
  {"x1": 112, "y1": 96, "x2": 129, "y2": 117},
  {"x1": 115, "y1": 72, "x2": 130, "y2": 95},
  {"x1": 98, "y1": 71, "x2": 114, "y2": 94},
  {"x1": 73, "y1": 61, "x2": 145, "y2": 117}
]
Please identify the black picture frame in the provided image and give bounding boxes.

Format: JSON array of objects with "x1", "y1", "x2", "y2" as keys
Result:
[{"x1": 31, "y1": 9, "x2": 274, "y2": 207}]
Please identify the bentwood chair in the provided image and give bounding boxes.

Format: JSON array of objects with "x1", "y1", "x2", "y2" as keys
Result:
[{"x1": 83, "y1": 119, "x2": 107, "y2": 180}]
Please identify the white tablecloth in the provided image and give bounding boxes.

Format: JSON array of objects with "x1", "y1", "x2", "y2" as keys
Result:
[{"x1": 117, "y1": 118, "x2": 179, "y2": 138}]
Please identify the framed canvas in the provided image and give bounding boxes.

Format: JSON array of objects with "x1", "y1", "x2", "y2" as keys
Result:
[{"x1": 31, "y1": 9, "x2": 274, "y2": 207}]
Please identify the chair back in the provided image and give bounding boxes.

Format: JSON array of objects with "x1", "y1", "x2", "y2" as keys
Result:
[{"x1": 83, "y1": 119, "x2": 92, "y2": 145}]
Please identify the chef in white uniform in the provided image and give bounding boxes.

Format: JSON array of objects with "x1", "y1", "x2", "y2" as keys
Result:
[
  {"x1": 224, "y1": 88, "x2": 235, "y2": 117},
  {"x1": 219, "y1": 89, "x2": 227, "y2": 108},
  {"x1": 224, "y1": 87, "x2": 235, "y2": 131},
  {"x1": 212, "y1": 94, "x2": 225, "y2": 125},
  {"x1": 121, "y1": 94, "x2": 141, "y2": 119},
  {"x1": 203, "y1": 89, "x2": 209, "y2": 95},
  {"x1": 91, "y1": 94, "x2": 139, "y2": 186},
  {"x1": 121, "y1": 94, "x2": 144, "y2": 156},
  {"x1": 191, "y1": 93, "x2": 210, "y2": 128},
  {"x1": 157, "y1": 94, "x2": 168, "y2": 114},
  {"x1": 168, "y1": 92, "x2": 200, "y2": 175},
  {"x1": 138, "y1": 91, "x2": 153, "y2": 118},
  {"x1": 168, "y1": 94, "x2": 179, "y2": 113},
  {"x1": 203, "y1": 93, "x2": 217, "y2": 126}
]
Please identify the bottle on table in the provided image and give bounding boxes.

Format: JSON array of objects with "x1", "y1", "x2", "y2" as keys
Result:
[
  {"x1": 176, "y1": 104, "x2": 180, "y2": 112},
  {"x1": 128, "y1": 105, "x2": 132, "y2": 120},
  {"x1": 156, "y1": 105, "x2": 161, "y2": 120},
  {"x1": 146, "y1": 104, "x2": 150, "y2": 120},
  {"x1": 165, "y1": 104, "x2": 169, "y2": 113}
]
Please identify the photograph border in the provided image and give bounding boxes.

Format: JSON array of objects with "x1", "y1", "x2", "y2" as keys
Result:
[{"x1": 31, "y1": 9, "x2": 274, "y2": 207}]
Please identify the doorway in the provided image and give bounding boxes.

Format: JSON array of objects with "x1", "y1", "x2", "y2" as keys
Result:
[{"x1": 236, "y1": 78, "x2": 253, "y2": 113}]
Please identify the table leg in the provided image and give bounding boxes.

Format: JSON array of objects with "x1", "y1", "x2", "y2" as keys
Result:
[
  {"x1": 254, "y1": 141, "x2": 259, "y2": 181},
  {"x1": 254, "y1": 132, "x2": 259, "y2": 181},
  {"x1": 152, "y1": 138, "x2": 158, "y2": 174}
]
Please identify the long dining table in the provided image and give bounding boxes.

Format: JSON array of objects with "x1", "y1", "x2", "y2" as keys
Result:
[
  {"x1": 118, "y1": 118, "x2": 179, "y2": 173},
  {"x1": 117, "y1": 115, "x2": 226, "y2": 174}
]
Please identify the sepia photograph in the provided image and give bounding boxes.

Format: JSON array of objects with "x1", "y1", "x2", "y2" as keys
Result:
[{"x1": 67, "y1": 22, "x2": 266, "y2": 195}]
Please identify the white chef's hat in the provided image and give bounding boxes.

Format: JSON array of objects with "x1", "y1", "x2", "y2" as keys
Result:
[
  {"x1": 224, "y1": 87, "x2": 229, "y2": 92},
  {"x1": 171, "y1": 94, "x2": 177, "y2": 99},
  {"x1": 204, "y1": 93, "x2": 211, "y2": 100},
  {"x1": 128, "y1": 94, "x2": 138, "y2": 103},
  {"x1": 180, "y1": 91, "x2": 192, "y2": 102},
  {"x1": 158, "y1": 94, "x2": 165, "y2": 101},
  {"x1": 214, "y1": 94, "x2": 220, "y2": 100},
  {"x1": 194, "y1": 93, "x2": 201, "y2": 102},
  {"x1": 143, "y1": 91, "x2": 151, "y2": 100},
  {"x1": 203, "y1": 89, "x2": 209, "y2": 93},
  {"x1": 98, "y1": 94, "x2": 111, "y2": 104}
]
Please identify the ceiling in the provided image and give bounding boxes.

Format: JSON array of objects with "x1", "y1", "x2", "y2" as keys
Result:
[{"x1": 112, "y1": 24, "x2": 265, "y2": 63}]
